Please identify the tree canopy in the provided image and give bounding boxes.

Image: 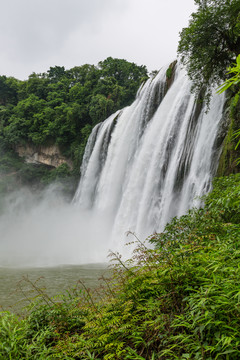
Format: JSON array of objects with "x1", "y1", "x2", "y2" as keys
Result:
[
  {"x1": 0, "y1": 58, "x2": 148, "y2": 172},
  {"x1": 178, "y1": 0, "x2": 240, "y2": 99}
]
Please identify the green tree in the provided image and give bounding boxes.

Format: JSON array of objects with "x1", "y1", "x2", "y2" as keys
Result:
[
  {"x1": 98, "y1": 57, "x2": 148, "y2": 106},
  {"x1": 25, "y1": 73, "x2": 50, "y2": 100},
  {"x1": 0, "y1": 76, "x2": 19, "y2": 106},
  {"x1": 67, "y1": 64, "x2": 100, "y2": 87},
  {"x1": 0, "y1": 58, "x2": 149, "y2": 174},
  {"x1": 178, "y1": 0, "x2": 240, "y2": 99},
  {"x1": 89, "y1": 94, "x2": 115, "y2": 125},
  {"x1": 3, "y1": 94, "x2": 47, "y2": 145},
  {"x1": 47, "y1": 66, "x2": 66, "y2": 83}
]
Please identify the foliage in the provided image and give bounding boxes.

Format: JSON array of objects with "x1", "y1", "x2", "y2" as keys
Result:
[
  {"x1": 166, "y1": 67, "x2": 173, "y2": 79},
  {"x1": 217, "y1": 55, "x2": 240, "y2": 94},
  {"x1": 217, "y1": 54, "x2": 240, "y2": 168},
  {"x1": 0, "y1": 58, "x2": 148, "y2": 175},
  {"x1": 0, "y1": 311, "x2": 53, "y2": 360},
  {"x1": 98, "y1": 57, "x2": 148, "y2": 106},
  {"x1": 219, "y1": 55, "x2": 240, "y2": 143},
  {"x1": 1, "y1": 174, "x2": 240, "y2": 358},
  {"x1": 178, "y1": 0, "x2": 240, "y2": 102},
  {"x1": 89, "y1": 94, "x2": 115, "y2": 125}
]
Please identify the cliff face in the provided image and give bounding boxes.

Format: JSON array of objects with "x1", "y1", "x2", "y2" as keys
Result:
[
  {"x1": 15, "y1": 144, "x2": 73, "y2": 169},
  {"x1": 217, "y1": 91, "x2": 240, "y2": 176}
]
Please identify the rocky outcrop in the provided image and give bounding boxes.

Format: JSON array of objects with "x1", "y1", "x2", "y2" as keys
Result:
[
  {"x1": 165, "y1": 60, "x2": 177, "y2": 91},
  {"x1": 16, "y1": 144, "x2": 73, "y2": 169}
]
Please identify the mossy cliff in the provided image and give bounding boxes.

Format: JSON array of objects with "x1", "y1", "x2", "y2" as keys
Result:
[{"x1": 217, "y1": 88, "x2": 240, "y2": 176}]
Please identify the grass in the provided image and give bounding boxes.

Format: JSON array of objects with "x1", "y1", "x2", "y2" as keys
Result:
[{"x1": 1, "y1": 174, "x2": 240, "y2": 359}]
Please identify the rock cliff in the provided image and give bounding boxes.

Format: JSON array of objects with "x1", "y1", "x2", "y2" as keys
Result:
[{"x1": 15, "y1": 144, "x2": 73, "y2": 169}]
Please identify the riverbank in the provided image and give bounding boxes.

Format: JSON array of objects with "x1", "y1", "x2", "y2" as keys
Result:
[{"x1": 1, "y1": 173, "x2": 240, "y2": 359}]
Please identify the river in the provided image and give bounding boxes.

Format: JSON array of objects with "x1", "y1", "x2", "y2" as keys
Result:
[{"x1": 0, "y1": 263, "x2": 109, "y2": 314}]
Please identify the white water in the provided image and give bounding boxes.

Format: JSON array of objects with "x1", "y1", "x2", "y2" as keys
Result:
[
  {"x1": 0, "y1": 63, "x2": 225, "y2": 266},
  {"x1": 74, "y1": 64, "x2": 225, "y2": 256}
]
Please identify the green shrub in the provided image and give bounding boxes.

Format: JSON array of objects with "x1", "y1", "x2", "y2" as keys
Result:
[{"x1": 166, "y1": 67, "x2": 173, "y2": 79}]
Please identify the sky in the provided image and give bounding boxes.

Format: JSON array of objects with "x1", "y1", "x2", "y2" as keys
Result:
[{"x1": 0, "y1": 0, "x2": 196, "y2": 80}]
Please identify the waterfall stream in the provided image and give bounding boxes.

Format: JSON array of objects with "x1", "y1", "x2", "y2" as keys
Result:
[
  {"x1": 0, "y1": 63, "x2": 226, "y2": 266},
  {"x1": 74, "y1": 63, "x2": 225, "y2": 255}
]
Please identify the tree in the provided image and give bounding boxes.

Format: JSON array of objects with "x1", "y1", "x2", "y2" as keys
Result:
[
  {"x1": 98, "y1": 57, "x2": 148, "y2": 106},
  {"x1": 0, "y1": 76, "x2": 19, "y2": 106},
  {"x1": 25, "y1": 73, "x2": 50, "y2": 100},
  {"x1": 178, "y1": 0, "x2": 240, "y2": 99},
  {"x1": 47, "y1": 66, "x2": 67, "y2": 83},
  {"x1": 89, "y1": 94, "x2": 114, "y2": 125},
  {"x1": 67, "y1": 64, "x2": 100, "y2": 87},
  {"x1": 0, "y1": 58, "x2": 149, "y2": 173}
]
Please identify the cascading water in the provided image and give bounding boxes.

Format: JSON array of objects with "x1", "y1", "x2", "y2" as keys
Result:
[
  {"x1": 74, "y1": 63, "x2": 225, "y2": 255},
  {"x1": 0, "y1": 62, "x2": 226, "y2": 267}
]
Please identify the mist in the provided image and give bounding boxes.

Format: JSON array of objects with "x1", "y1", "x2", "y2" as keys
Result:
[{"x1": 0, "y1": 184, "x2": 114, "y2": 267}]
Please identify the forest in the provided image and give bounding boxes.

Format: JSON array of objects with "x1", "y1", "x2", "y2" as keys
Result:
[
  {"x1": 0, "y1": 0, "x2": 240, "y2": 359},
  {"x1": 0, "y1": 57, "x2": 148, "y2": 193}
]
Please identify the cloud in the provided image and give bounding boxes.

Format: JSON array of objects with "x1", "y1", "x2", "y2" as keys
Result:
[
  {"x1": 1, "y1": 1, "x2": 124, "y2": 59},
  {"x1": 0, "y1": 0, "x2": 195, "y2": 79}
]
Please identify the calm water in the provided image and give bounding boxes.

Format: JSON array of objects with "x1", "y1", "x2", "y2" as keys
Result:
[{"x1": 0, "y1": 263, "x2": 109, "y2": 314}]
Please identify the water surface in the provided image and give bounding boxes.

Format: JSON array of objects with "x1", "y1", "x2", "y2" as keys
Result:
[{"x1": 0, "y1": 263, "x2": 109, "y2": 314}]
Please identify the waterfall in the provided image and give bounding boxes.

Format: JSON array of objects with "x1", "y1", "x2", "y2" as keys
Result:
[
  {"x1": 0, "y1": 62, "x2": 226, "y2": 267},
  {"x1": 74, "y1": 63, "x2": 225, "y2": 255}
]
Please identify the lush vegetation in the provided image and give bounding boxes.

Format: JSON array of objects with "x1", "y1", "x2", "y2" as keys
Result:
[
  {"x1": 1, "y1": 174, "x2": 240, "y2": 359},
  {"x1": 217, "y1": 55, "x2": 240, "y2": 95},
  {"x1": 218, "y1": 54, "x2": 240, "y2": 148},
  {"x1": 216, "y1": 54, "x2": 240, "y2": 176},
  {"x1": 178, "y1": 0, "x2": 240, "y2": 102},
  {"x1": 0, "y1": 1, "x2": 240, "y2": 358},
  {"x1": 0, "y1": 57, "x2": 148, "y2": 178}
]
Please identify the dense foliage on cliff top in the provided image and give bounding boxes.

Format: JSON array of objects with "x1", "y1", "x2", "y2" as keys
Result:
[
  {"x1": 1, "y1": 173, "x2": 240, "y2": 359},
  {"x1": 178, "y1": 0, "x2": 240, "y2": 102},
  {"x1": 0, "y1": 57, "x2": 148, "y2": 172}
]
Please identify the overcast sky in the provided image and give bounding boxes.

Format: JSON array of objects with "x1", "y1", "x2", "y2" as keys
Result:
[{"x1": 1, "y1": 0, "x2": 196, "y2": 80}]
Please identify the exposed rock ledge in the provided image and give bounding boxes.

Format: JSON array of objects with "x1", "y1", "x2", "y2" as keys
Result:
[{"x1": 16, "y1": 144, "x2": 73, "y2": 169}]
